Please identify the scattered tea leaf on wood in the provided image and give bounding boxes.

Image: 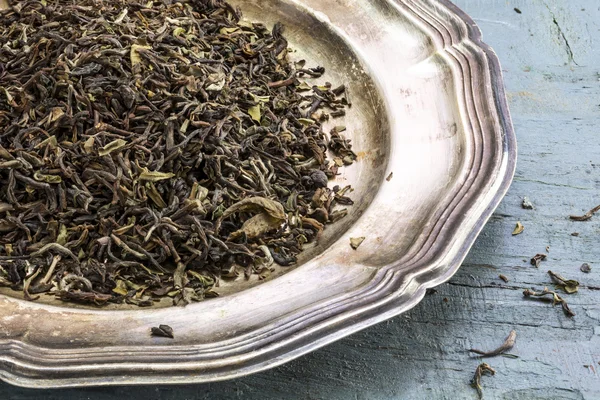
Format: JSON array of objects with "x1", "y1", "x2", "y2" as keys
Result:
[
  {"x1": 548, "y1": 270, "x2": 580, "y2": 294},
  {"x1": 580, "y1": 263, "x2": 592, "y2": 273},
  {"x1": 498, "y1": 274, "x2": 509, "y2": 283},
  {"x1": 350, "y1": 237, "x2": 366, "y2": 250},
  {"x1": 514, "y1": 7, "x2": 522, "y2": 14},
  {"x1": 530, "y1": 253, "x2": 547, "y2": 268},
  {"x1": 523, "y1": 287, "x2": 575, "y2": 317},
  {"x1": 521, "y1": 196, "x2": 534, "y2": 210},
  {"x1": 151, "y1": 324, "x2": 174, "y2": 339},
  {"x1": 570, "y1": 204, "x2": 600, "y2": 221},
  {"x1": 386, "y1": 172, "x2": 393, "y2": 182},
  {"x1": 469, "y1": 330, "x2": 517, "y2": 358},
  {"x1": 571, "y1": 232, "x2": 580, "y2": 237},
  {"x1": 0, "y1": 0, "x2": 356, "y2": 307},
  {"x1": 512, "y1": 221, "x2": 524, "y2": 236},
  {"x1": 471, "y1": 362, "x2": 496, "y2": 399}
]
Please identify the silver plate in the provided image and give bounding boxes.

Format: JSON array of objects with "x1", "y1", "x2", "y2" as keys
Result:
[{"x1": 0, "y1": 0, "x2": 515, "y2": 387}]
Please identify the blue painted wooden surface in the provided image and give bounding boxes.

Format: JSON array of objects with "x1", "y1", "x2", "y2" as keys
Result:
[{"x1": 2, "y1": 0, "x2": 600, "y2": 398}]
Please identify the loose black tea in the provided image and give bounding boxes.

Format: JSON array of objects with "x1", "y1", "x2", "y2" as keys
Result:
[
  {"x1": 0, "y1": 0, "x2": 356, "y2": 306},
  {"x1": 470, "y1": 362, "x2": 495, "y2": 399},
  {"x1": 498, "y1": 274, "x2": 509, "y2": 283},
  {"x1": 523, "y1": 287, "x2": 575, "y2": 317},
  {"x1": 468, "y1": 329, "x2": 517, "y2": 358}
]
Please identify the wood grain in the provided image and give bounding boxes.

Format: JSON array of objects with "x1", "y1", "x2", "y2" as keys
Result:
[{"x1": 2, "y1": 0, "x2": 600, "y2": 398}]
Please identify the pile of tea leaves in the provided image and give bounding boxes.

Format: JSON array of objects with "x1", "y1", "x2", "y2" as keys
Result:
[{"x1": 0, "y1": 0, "x2": 355, "y2": 306}]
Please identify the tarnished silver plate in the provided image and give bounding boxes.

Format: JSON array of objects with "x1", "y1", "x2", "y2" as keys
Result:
[{"x1": 0, "y1": 0, "x2": 515, "y2": 387}]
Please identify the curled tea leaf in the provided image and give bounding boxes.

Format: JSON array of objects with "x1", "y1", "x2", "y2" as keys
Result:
[
  {"x1": 112, "y1": 280, "x2": 129, "y2": 296},
  {"x1": 548, "y1": 270, "x2": 580, "y2": 294},
  {"x1": 530, "y1": 253, "x2": 547, "y2": 268},
  {"x1": 569, "y1": 204, "x2": 600, "y2": 221},
  {"x1": 230, "y1": 212, "x2": 282, "y2": 240},
  {"x1": 523, "y1": 287, "x2": 575, "y2": 317},
  {"x1": 471, "y1": 363, "x2": 495, "y2": 399},
  {"x1": 469, "y1": 330, "x2": 517, "y2": 358},
  {"x1": 33, "y1": 172, "x2": 62, "y2": 183},
  {"x1": 512, "y1": 221, "x2": 524, "y2": 236}
]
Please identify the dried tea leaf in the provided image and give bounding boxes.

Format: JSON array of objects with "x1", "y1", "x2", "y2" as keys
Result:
[
  {"x1": 469, "y1": 330, "x2": 517, "y2": 358},
  {"x1": 113, "y1": 7, "x2": 128, "y2": 23},
  {"x1": 56, "y1": 224, "x2": 69, "y2": 246},
  {"x1": 33, "y1": 172, "x2": 62, "y2": 183},
  {"x1": 35, "y1": 135, "x2": 58, "y2": 149},
  {"x1": 138, "y1": 168, "x2": 175, "y2": 182},
  {"x1": 173, "y1": 27, "x2": 186, "y2": 37},
  {"x1": 150, "y1": 324, "x2": 174, "y2": 338},
  {"x1": 512, "y1": 221, "x2": 524, "y2": 236},
  {"x1": 222, "y1": 197, "x2": 286, "y2": 221},
  {"x1": 112, "y1": 279, "x2": 129, "y2": 295},
  {"x1": 570, "y1": 204, "x2": 600, "y2": 221},
  {"x1": 548, "y1": 270, "x2": 580, "y2": 294},
  {"x1": 99, "y1": 139, "x2": 128, "y2": 156},
  {"x1": 231, "y1": 212, "x2": 282, "y2": 239},
  {"x1": 258, "y1": 267, "x2": 272, "y2": 280},
  {"x1": 219, "y1": 27, "x2": 239, "y2": 34},
  {"x1": 350, "y1": 236, "x2": 365, "y2": 250},
  {"x1": 530, "y1": 253, "x2": 547, "y2": 268},
  {"x1": 296, "y1": 81, "x2": 312, "y2": 91},
  {"x1": 187, "y1": 270, "x2": 214, "y2": 287},
  {"x1": 48, "y1": 107, "x2": 64, "y2": 124},
  {"x1": 523, "y1": 287, "x2": 575, "y2": 317},
  {"x1": 298, "y1": 118, "x2": 315, "y2": 125},
  {"x1": 471, "y1": 363, "x2": 495, "y2": 399},
  {"x1": 83, "y1": 136, "x2": 95, "y2": 153},
  {"x1": 386, "y1": 172, "x2": 393, "y2": 182},
  {"x1": 248, "y1": 104, "x2": 261, "y2": 122},
  {"x1": 130, "y1": 43, "x2": 151, "y2": 66},
  {"x1": 580, "y1": 263, "x2": 592, "y2": 273},
  {"x1": 145, "y1": 182, "x2": 167, "y2": 208},
  {"x1": 205, "y1": 72, "x2": 226, "y2": 91},
  {"x1": 498, "y1": 274, "x2": 509, "y2": 283},
  {"x1": 521, "y1": 196, "x2": 534, "y2": 209}
]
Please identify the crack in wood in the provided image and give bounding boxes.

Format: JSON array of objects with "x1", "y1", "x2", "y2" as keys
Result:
[{"x1": 542, "y1": 1, "x2": 579, "y2": 65}]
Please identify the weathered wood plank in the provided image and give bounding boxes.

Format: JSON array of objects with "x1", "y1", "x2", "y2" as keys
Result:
[{"x1": 2, "y1": 0, "x2": 600, "y2": 398}]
